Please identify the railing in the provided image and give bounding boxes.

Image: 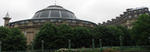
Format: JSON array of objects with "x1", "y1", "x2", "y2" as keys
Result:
[{"x1": 1, "y1": 46, "x2": 150, "y2": 52}]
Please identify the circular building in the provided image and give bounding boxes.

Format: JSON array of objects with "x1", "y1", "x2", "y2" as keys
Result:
[{"x1": 4, "y1": 5, "x2": 97, "y2": 45}]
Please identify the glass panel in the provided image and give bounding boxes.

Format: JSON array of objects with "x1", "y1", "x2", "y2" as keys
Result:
[
  {"x1": 61, "y1": 11, "x2": 69, "y2": 17},
  {"x1": 40, "y1": 11, "x2": 49, "y2": 17},
  {"x1": 34, "y1": 13, "x2": 40, "y2": 17},
  {"x1": 61, "y1": 11, "x2": 75, "y2": 19},
  {"x1": 69, "y1": 13, "x2": 74, "y2": 18},
  {"x1": 51, "y1": 10, "x2": 60, "y2": 17}
]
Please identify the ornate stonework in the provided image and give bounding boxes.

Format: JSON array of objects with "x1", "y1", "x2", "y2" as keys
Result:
[{"x1": 99, "y1": 7, "x2": 150, "y2": 29}]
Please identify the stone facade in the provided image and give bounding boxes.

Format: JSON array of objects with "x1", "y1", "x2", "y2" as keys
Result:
[
  {"x1": 99, "y1": 7, "x2": 150, "y2": 29},
  {"x1": 7, "y1": 18, "x2": 96, "y2": 45},
  {"x1": 3, "y1": 5, "x2": 97, "y2": 45}
]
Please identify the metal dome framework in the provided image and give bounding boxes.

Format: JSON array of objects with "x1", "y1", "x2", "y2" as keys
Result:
[
  {"x1": 8, "y1": 5, "x2": 97, "y2": 28},
  {"x1": 32, "y1": 5, "x2": 76, "y2": 19}
]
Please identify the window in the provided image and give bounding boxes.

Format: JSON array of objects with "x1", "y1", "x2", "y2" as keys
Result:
[
  {"x1": 68, "y1": 13, "x2": 74, "y2": 18},
  {"x1": 34, "y1": 13, "x2": 40, "y2": 18},
  {"x1": 50, "y1": 19, "x2": 57, "y2": 22},
  {"x1": 61, "y1": 11, "x2": 75, "y2": 19},
  {"x1": 72, "y1": 21, "x2": 77, "y2": 23},
  {"x1": 128, "y1": 16, "x2": 132, "y2": 18},
  {"x1": 25, "y1": 21, "x2": 29, "y2": 23},
  {"x1": 134, "y1": 11, "x2": 137, "y2": 13},
  {"x1": 40, "y1": 20, "x2": 46, "y2": 22},
  {"x1": 145, "y1": 9, "x2": 148, "y2": 11},
  {"x1": 61, "y1": 11, "x2": 69, "y2": 18},
  {"x1": 24, "y1": 31, "x2": 27, "y2": 36},
  {"x1": 134, "y1": 15, "x2": 138, "y2": 17},
  {"x1": 40, "y1": 11, "x2": 50, "y2": 17},
  {"x1": 51, "y1": 10, "x2": 60, "y2": 17},
  {"x1": 20, "y1": 21, "x2": 25, "y2": 24},
  {"x1": 58, "y1": 20, "x2": 62, "y2": 22},
  {"x1": 67, "y1": 20, "x2": 72, "y2": 23},
  {"x1": 33, "y1": 20, "x2": 39, "y2": 23}
]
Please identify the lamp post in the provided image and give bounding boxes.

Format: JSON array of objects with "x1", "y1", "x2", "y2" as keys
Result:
[
  {"x1": 92, "y1": 39, "x2": 95, "y2": 48},
  {"x1": 120, "y1": 35, "x2": 123, "y2": 52},
  {"x1": 148, "y1": 37, "x2": 150, "y2": 45},
  {"x1": 68, "y1": 39, "x2": 71, "y2": 49},
  {"x1": 99, "y1": 39, "x2": 102, "y2": 52},
  {"x1": 41, "y1": 40, "x2": 44, "y2": 52},
  {"x1": 0, "y1": 41, "x2": 2, "y2": 52},
  {"x1": 31, "y1": 41, "x2": 34, "y2": 52},
  {"x1": 120, "y1": 35, "x2": 123, "y2": 46}
]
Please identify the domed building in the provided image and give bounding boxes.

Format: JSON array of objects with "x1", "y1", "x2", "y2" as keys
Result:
[{"x1": 3, "y1": 5, "x2": 97, "y2": 45}]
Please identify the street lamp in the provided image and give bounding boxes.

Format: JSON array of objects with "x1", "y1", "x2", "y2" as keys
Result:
[
  {"x1": 41, "y1": 40, "x2": 44, "y2": 52},
  {"x1": 68, "y1": 39, "x2": 71, "y2": 49},
  {"x1": 120, "y1": 35, "x2": 123, "y2": 46},
  {"x1": 148, "y1": 37, "x2": 150, "y2": 45},
  {"x1": 99, "y1": 39, "x2": 102, "y2": 48},
  {"x1": 0, "y1": 41, "x2": 2, "y2": 52},
  {"x1": 92, "y1": 39, "x2": 95, "y2": 48},
  {"x1": 120, "y1": 35, "x2": 123, "y2": 52},
  {"x1": 31, "y1": 41, "x2": 34, "y2": 52},
  {"x1": 99, "y1": 39, "x2": 103, "y2": 52}
]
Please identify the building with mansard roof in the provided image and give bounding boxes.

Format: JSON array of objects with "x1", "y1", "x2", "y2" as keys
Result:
[
  {"x1": 3, "y1": 5, "x2": 97, "y2": 45},
  {"x1": 99, "y1": 7, "x2": 150, "y2": 29}
]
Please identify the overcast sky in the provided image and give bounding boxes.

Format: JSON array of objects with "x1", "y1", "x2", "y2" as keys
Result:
[{"x1": 0, "y1": 0, "x2": 150, "y2": 26}]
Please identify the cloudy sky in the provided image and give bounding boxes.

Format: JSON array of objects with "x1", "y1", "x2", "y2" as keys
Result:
[{"x1": 0, "y1": 0, "x2": 150, "y2": 26}]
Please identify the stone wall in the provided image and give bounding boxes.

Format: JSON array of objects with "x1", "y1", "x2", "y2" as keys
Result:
[{"x1": 7, "y1": 18, "x2": 96, "y2": 45}]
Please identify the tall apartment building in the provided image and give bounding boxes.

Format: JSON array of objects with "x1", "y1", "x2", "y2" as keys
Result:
[{"x1": 99, "y1": 7, "x2": 150, "y2": 29}]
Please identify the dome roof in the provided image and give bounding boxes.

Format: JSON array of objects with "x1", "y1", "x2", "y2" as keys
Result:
[{"x1": 32, "y1": 5, "x2": 76, "y2": 19}]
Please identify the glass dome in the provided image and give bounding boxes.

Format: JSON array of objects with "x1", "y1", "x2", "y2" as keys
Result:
[{"x1": 32, "y1": 5, "x2": 76, "y2": 19}]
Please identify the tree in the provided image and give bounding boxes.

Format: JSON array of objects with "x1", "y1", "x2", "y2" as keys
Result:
[
  {"x1": 0, "y1": 27, "x2": 26, "y2": 51},
  {"x1": 33, "y1": 23, "x2": 59, "y2": 49},
  {"x1": 132, "y1": 14, "x2": 150, "y2": 45},
  {"x1": 102, "y1": 25, "x2": 123, "y2": 46},
  {"x1": 71, "y1": 27, "x2": 93, "y2": 48},
  {"x1": 92, "y1": 25, "x2": 112, "y2": 46},
  {"x1": 8, "y1": 28, "x2": 27, "y2": 50},
  {"x1": 93, "y1": 25, "x2": 132, "y2": 46},
  {"x1": 115, "y1": 25, "x2": 132, "y2": 46},
  {"x1": 56, "y1": 24, "x2": 73, "y2": 48},
  {"x1": 33, "y1": 23, "x2": 94, "y2": 49},
  {"x1": 0, "y1": 26, "x2": 11, "y2": 51}
]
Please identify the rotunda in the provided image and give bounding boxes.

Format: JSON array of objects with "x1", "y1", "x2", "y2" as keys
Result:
[{"x1": 3, "y1": 5, "x2": 97, "y2": 45}]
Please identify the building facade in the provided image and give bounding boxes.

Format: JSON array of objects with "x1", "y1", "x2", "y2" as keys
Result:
[
  {"x1": 99, "y1": 7, "x2": 150, "y2": 29},
  {"x1": 3, "y1": 5, "x2": 97, "y2": 45}
]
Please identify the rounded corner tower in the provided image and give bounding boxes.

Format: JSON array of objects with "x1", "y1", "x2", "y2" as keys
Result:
[{"x1": 32, "y1": 5, "x2": 77, "y2": 19}]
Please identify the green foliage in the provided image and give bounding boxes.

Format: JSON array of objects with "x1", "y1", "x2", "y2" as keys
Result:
[
  {"x1": 132, "y1": 14, "x2": 150, "y2": 45},
  {"x1": 51, "y1": 24, "x2": 73, "y2": 48},
  {"x1": 93, "y1": 25, "x2": 132, "y2": 46},
  {"x1": 0, "y1": 26, "x2": 26, "y2": 51},
  {"x1": 34, "y1": 23, "x2": 58, "y2": 49},
  {"x1": 33, "y1": 23, "x2": 93, "y2": 49},
  {"x1": 0, "y1": 26, "x2": 11, "y2": 51},
  {"x1": 71, "y1": 27, "x2": 93, "y2": 48},
  {"x1": 8, "y1": 28, "x2": 27, "y2": 50},
  {"x1": 34, "y1": 23, "x2": 133, "y2": 49}
]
